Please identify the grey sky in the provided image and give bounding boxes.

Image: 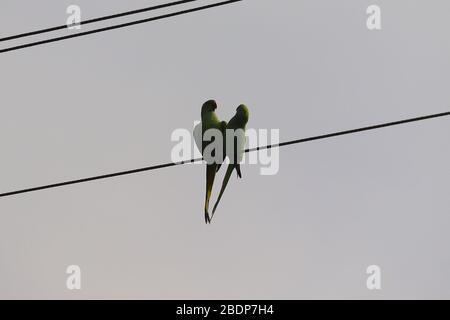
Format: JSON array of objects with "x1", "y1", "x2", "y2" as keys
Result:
[{"x1": 0, "y1": 0, "x2": 449, "y2": 299}]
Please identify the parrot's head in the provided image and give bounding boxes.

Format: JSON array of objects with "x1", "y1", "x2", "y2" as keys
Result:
[
  {"x1": 236, "y1": 104, "x2": 249, "y2": 125},
  {"x1": 201, "y1": 100, "x2": 218, "y2": 116}
]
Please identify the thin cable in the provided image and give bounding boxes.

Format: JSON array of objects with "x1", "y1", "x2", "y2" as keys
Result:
[
  {"x1": 0, "y1": 0, "x2": 243, "y2": 54},
  {"x1": 0, "y1": 111, "x2": 448, "y2": 199},
  {"x1": 246, "y1": 111, "x2": 450, "y2": 152},
  {"x1": 0, "y1": 0, "x2": 201, "y2": 43}
]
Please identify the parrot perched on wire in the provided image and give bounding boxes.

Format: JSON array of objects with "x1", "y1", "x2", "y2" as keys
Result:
[
  {"x1": 211, "y1": 104, "x2": 249, "y2": 221},
  {"x1": 193, "y1": 100, "x2": 227, "y2": 224}
]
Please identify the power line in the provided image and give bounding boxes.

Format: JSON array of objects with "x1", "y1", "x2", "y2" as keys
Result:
[
  {"x1": 0, "y1": 0, "x2": 243, "y2": 54},
  {"x1": 0, "y1": 111, "x2": 448, "y2": 199},
  {"x1": 0, "y1": 0, "x2": 202, "y2": 43},
  {"x1": 246, "y1": 111, "x2": 450, "y2": 152}
]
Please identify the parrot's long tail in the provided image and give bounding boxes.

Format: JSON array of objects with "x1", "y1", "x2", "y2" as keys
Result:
[
  {"x1": 204, "y1": 164, "x2": 217, "y2": 224},
  {"x1": 236, "y1": 164, "x2": 242, "y2": 179},
  {"x1": 204, "y1": 209, "x2": 210, "y2": 224},
  {"x1": 211, "y1": 164, "x2": 234, "y2": 221}
]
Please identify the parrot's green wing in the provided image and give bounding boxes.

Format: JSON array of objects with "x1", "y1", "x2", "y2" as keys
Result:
[
  {"x1": 215, "y1": 120, "x2": 228, "y2": 173},
  {"x1": 198, "y1": 104, "x2": 223, "y2": 224},
  {"x1": 233, "y1": 126, "x2": 246, "y2": 178},
  {"x1": 210, "y1": 105, "x2": 249, "y2": 222}
]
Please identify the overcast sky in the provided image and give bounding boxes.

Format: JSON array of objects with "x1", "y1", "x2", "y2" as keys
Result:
[{"x1": 0, "y1": 0, "x2": 449, "y2": 299}]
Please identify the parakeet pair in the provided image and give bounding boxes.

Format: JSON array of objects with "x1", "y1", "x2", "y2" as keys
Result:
[{"x1": 194, "y1": 100, "x2": 250, "y2": 224}]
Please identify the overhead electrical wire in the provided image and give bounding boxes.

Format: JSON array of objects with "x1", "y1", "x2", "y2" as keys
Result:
[
  {"x1": 0, "y1": 0, "x2": 243, "y2": 54},
  {"x1": 0, "y1": 111, "x2": 448, "y2": 199},
  {"x1": 0, "y1": 0, "x2": 203, "y2": 42},
  {"x1": 0, "y1": 3, "x2": 448, "y2": 199}
]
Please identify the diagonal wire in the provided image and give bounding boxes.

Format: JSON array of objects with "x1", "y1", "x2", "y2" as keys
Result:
[
  {"x1": 0, "y1": 0, "x2": 203, "y2": 43},
  {"x1": 0, "y1": 111, "x2": 448, "y2": 199},
  {"x1": 0, "y1": 0, "x2": 243, "y2": 54}
]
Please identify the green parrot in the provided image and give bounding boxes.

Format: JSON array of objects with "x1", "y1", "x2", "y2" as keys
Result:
[
  {"x1": 211, "y1": 104, "x2": 249, "y2": 221},
  {"x1": 193, "y1": 100, "x2": 227, "y2": 224}
]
